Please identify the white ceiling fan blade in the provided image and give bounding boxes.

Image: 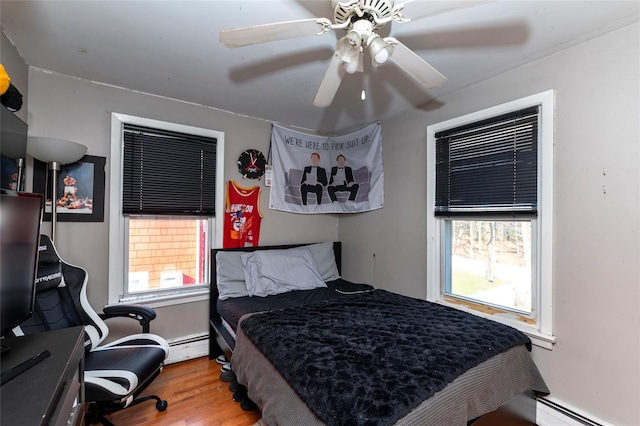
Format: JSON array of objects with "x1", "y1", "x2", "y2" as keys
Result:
[
  {"x1": 220, "y1": 19, "x2": 331, "y2": 48},
  {"x1": 313, "y1": 53, "x2": 346, "y2": 108},
  {"x1": 395, "y1": 0, "x2": 493, "y2": 22},
  {"x1": 385, "y1": 38, "x2": 447, "y2": 89}
]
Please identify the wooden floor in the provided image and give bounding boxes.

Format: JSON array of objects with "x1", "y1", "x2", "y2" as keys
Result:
[
  {"x1": 105, "y1": 356, "x2": 535, "y2": 426},
  {"x1": 106, "y1": 357, "x2": 261, "y2": 426}
]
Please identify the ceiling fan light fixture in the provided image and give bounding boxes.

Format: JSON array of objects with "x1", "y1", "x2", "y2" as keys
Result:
[
  {"x1": 368, "y1": 36, "x2": 394, "y2": 66},
  {"x1": 344, "y1": 51, "x2": 364, "y2": 74},
  {"x1": 336, "y1": 32, "x2": 361, "y2": 64},
  {"x1": 346, "y1": 30, "x2": 361, "y2": 47},
  {"x1": 374, "y1": 47, "x2": 388, "y2": 64},
  {"x1": 344, "y1": 60, "x2": 359, "y2": 74}
]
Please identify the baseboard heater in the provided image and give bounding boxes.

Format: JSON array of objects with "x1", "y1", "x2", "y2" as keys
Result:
[
  {"x1": 165, "y1": 333, "x2": 209, "y2": 365},
  {"x1": 537, "y1": 397, "x2": 609, "y2": 426}
]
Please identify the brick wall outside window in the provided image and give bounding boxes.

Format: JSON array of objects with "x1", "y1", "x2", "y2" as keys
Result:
[{"x1": 129, "y1": 219, "x2": 201, "y2": 289}]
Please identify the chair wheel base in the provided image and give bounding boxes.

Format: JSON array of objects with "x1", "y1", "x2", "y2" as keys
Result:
[{"x1": 156, "y1": 399, "x2": 168, "y2": 412}]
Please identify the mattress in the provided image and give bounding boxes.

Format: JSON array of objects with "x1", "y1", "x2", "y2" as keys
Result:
[
  {"x1": 234, "y1": 331, "x2": 547, "y2": 425},
  {"x1": 231, "y1": 289, "x2": 549, "y2": 425}
]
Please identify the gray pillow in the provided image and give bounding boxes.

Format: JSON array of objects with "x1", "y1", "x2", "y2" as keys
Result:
[
  {"x1": 307, "y1": 241, "x2": 341, "y2": 282},
  {"x1": 215, "y1": 251, "x2": 250, "y2": 300},
  {"x1": 241, "y1": 246, "x2": 326, "y2": 297}
]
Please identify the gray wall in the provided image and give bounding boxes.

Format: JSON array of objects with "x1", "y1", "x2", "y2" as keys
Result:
[
  {"x1": 25, "y1": 69, "x2": 338, "y2": 341},
  {"x1": 340, "y1": 23, "x2": 640, "y2": 425}
]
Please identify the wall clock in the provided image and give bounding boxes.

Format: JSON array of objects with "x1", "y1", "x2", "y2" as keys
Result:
[{"x1": 237, "y1": 149, "x2": 266, "y2": 180}]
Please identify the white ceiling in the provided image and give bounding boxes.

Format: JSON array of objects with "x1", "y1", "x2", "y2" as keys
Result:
[{"x1": 1, "y1": 1, "x2": 638, "y2": 133}]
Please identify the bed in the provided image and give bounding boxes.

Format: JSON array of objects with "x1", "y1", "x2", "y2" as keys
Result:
[{"x1": 209, "y1": 242, "x2": 549, "y2": 425}]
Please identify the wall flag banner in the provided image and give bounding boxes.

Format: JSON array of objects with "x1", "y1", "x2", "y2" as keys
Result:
[{"x1": 269, "y1": 122, "x2": 383, "y2": 214}]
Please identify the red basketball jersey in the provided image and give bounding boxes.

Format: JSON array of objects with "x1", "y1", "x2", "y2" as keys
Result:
[{"x1": 223, "y1": 181, "x2": 262, "y2": 248}]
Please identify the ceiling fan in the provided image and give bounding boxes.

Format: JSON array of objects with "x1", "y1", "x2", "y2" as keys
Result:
[{"x1": 220, "y1": 0, "x2": 490, "y2": 108}]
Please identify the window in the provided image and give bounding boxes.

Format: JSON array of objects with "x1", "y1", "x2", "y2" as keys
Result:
[
  {"x1": 127, "y1": 216, "x2": 208, "y2": 295},
  {"x1": 426, "y1": 91, "x2": 555, "y2": 349},
  {"x1": 109, "y1": 114, "x2": 225, "y2": 306}
]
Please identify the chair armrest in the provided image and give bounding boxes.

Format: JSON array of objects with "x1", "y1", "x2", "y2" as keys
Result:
[{"x1": 102, "y1": 304, "x2": 157, "y2": 333}]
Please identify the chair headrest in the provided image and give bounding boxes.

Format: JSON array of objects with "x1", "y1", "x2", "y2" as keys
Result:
[
  {"x1": 38, "y1": 234, "x2": 61, "y2": 264},
  {"x1": 35, "y1": 234, "x2": 63, "y2": 292}
]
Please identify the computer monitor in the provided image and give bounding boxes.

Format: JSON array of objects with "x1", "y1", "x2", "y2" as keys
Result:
[{"x1": 0, "y1": 190, "x2": 43, "y2": 346}]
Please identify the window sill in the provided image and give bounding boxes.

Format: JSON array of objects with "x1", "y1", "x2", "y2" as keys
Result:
[
  {"x1": 434, "y1": 297, "x2": 556, "y2": 350},
  {"x1": 116, "y1": 288, "x2": 209, "y2": 309}
]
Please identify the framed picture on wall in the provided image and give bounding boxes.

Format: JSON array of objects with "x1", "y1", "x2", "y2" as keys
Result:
[{"x1": 33, "y1": 154, "x2": 106, "y2": 222}]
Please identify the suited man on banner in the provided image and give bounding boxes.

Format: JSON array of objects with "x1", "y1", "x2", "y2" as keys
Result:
[
  {"x1": 300, "y1": 152, "x2": 327, "y2": 205},
  {"x1": 328, "y1": 154, "x2": 359, "y2": 203}
]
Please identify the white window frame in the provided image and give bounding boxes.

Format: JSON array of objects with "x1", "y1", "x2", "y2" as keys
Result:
[
  {"x1": 426, "y1": 90, "x2": 556, "y2": 349},
  {"x1": 108, "y1": 113, "x2": 225, "y2": 307}
]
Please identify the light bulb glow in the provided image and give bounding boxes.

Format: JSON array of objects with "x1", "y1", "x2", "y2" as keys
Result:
[
  {"x1": 345, "y1": 60, "x2": 359, "y2": 74},
  {"x1": 361, "y1": 89, "x2": 366, "y2": 101},
  {"x1": 374, "y1": 49, "x2": 389, "y2": 64}
]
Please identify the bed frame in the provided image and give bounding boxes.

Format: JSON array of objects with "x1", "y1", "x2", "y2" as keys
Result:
[{"x1": 208, "y1": 242, "x2": 342, "y2": 359}]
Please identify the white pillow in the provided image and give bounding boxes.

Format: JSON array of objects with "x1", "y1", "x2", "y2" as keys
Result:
[
  {"x1": 215, "y1": 251, "x2": 250, "y2": 300},
  {"x1": 241, "y1": 246, "x2": 327, "y2": 297},
  {"x1": 307, "y1": 242, "x2": 341, "y2": 282}
]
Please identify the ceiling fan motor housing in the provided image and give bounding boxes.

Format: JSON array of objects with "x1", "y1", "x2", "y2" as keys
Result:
[{"x1": 332, "y1": 0, "x2": 394, "y2": 27}]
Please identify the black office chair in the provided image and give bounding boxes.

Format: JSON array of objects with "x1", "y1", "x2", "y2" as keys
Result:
[{"x1": 15, "y1": 234, "x2": 169, "y2": 426}]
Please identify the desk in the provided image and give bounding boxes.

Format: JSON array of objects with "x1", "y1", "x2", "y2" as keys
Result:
[{"x1": 1, "y1": 326, "x2": 85, "y2": 426}]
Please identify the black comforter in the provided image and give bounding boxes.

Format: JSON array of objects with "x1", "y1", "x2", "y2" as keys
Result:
[{"x1": 240, "y1": 289, "x2": 532, "y2": 426}]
